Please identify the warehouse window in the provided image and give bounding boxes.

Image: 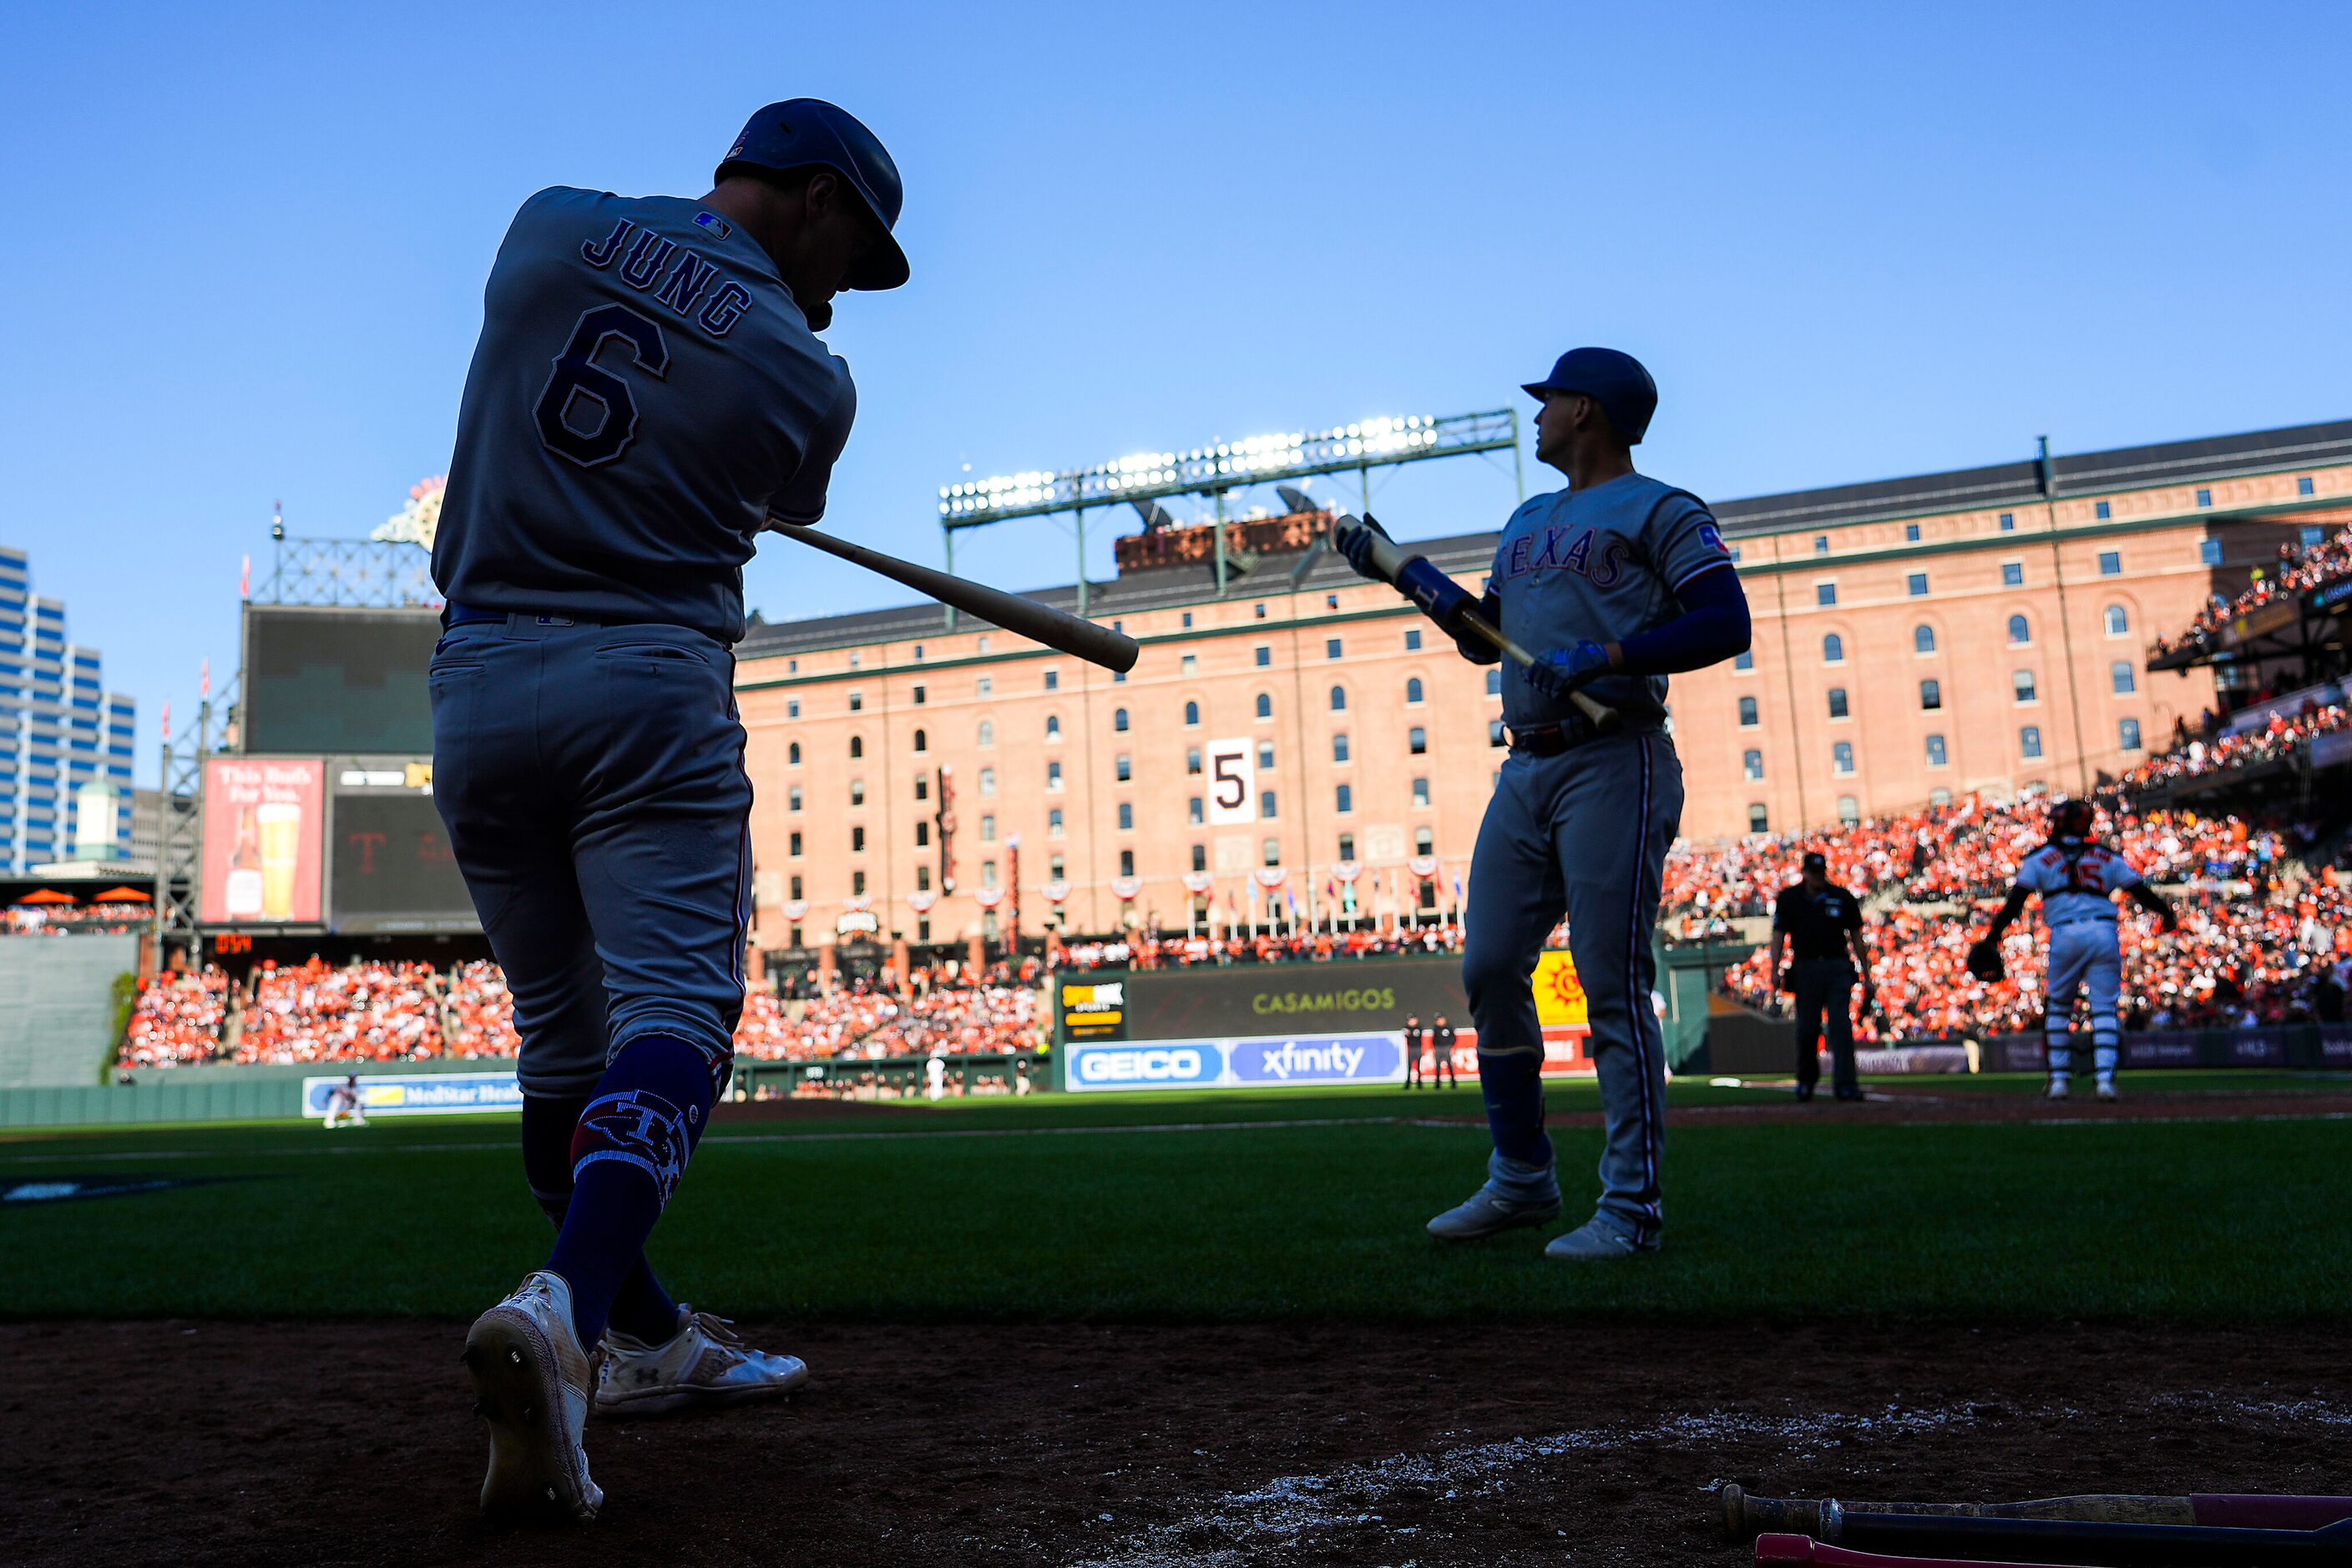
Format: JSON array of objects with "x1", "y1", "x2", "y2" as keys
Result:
[
  {"x1": 979, "y1": 767, "x2": 996, "y2": 795},
  {"x1": 1188, "y1": 797, "x2": 1203, "y2": 825},
  {"x1": 1332, "y1": 733, "x2": 1350, "y2": 763},
  {"x1": 1114, "y1": 708, "x2": 1129, "y2": 731},
  {"x1": 2014, "y1": 670, "x2": 2037, "y2": 703},
  {"x1": 916, "y1": 821, "x2": 929, "y2": 847},
  {"x1": 2104, "y1": 604, "x2": 2130, "y2": 635},
  {"x1": 1335, "y1": 783, "x2": 1353, "y2": 814},
  {"x1": 1330, "y1": 685, "x2": 1347, "y2": 711},
  {"x1": 1255, "y1": 692, "x2": 1272, "y2": 719},
  {"x1": 2099, "y1": 550, "x2": 2122, "y2": 576},
  {"x1": 2021, "y1": 725, "x2": 2044, "y2": 759},
  {"x1": 1837, "y1": 796, "x2": 1859, "y2": 827},
  {"x1": 1998, "y1": 512, "x2": 2016, "y2": 530},
  {"x1": 1186, "y1": 746, "x2": 1201, "y2": 775},
  {"x1": 787, "y1": 699, "x2": 800, "y2": 718},
  {"x1": 1044, "y1": 669, "x2": 1059, "y2": 690},
  {"x1": 1404, "y1": 629, "x2": 1422, "y2": 650},
  {"x1": 1816, "y1": 581, "x2": 1837, "y2": 606},
  {"x1": 788, "y1": 741, "x2": 802, "y2": 766},
  {"x1": 1116, "y1": 753, "x2": 1132, "y2": 781},
  {"x1": 1823, "y1": 634, "x2": 1844, "y2": 664},
  {"x1": 1409, "y1": 726, "x2": 1428, "y2": 754},
  {"x1": 1748, "y1": 803, "x2": 1769, "y2": 832},
  {"x1": 1925, "y1": 733, "x2": 1948, "y2": 767},
  {"x1": 1905, "y1": 524, "x2": 1920, "y2": 542},
  {"x1": 1406, "y1": 676, "x2": 1425, "y2": 704},
  {"x1": 977, "y1": 675, "x2": 992, "y2": 695},
  {"x1": 1184, "y1": 701, "x2": 1200, "y2": 726},
  {"x1": 1263, "y1": 838, "x2": 1282, "y2": 867},
  {"x1": 912, "y1": 728, "x2": 928, "y2": 753},
  {"x1": 1117, "y1": 802, "x2": 1133, "y2": 831},
  {"x1": 1257, "y1": 742, "x2": 1276, "y2": 772},
  {"x1": 2112, "y1": 661, "x2": 2136, "y2": 695},
  {"x1": 2002, "y1": 561, "x2": 2024, "y2": 587},
  {"x1": 1743, "y1": 749, "x2": 1763, "y2": 781},
  {"x1": 1326, "y1": 638, "x2": 1343, "y2": 660},
  {"x1": 2119, "y1": 717, "x2": 2143, "y2": 753},
  {"x1": 847, "y1": 690, "x2": 862, "y2": 712},
  {"x1": 1920, "y1": 679, "x2": 1941, "y2": 711},
  {"x1": 851, "y1": 826, "x2": 866, "y2": 852},
  {"x1": 2200, "y1": 539, "x2": 2223, "y2": 566},
  {"x1": 1832, "y1": 741, "x2": 1855, "y2": 775},
  {"x1": 789, "y1": 832, "x2": 802, "y2": 857},
  {"x1": 1254, "y1": 644, "x2": 1271, "y2": 666},
  {"x1": 1487, "y1": 668, "x2": 1501, "y2": 695},
  {"x1": 2008, "y1": 614, "x2": 2031, "y2": 645},
  {"x1": 912, "y1": 685, "x2": 926, "y2": 704},
  {"x1": 1827, "y1": 688, "x2": 1849, "y2": 720},
  {"x1": 1191, "y1": 844, "x2": 1207, "y2": 872},
  {"x1": 1044, "y1": 714, "x2": 1061, "y2": 741},
  {"x1": 1813, "y1": 535, "x2": 1829, "y2": 554},
  {"x1": 852, "y1": 869, "x2": 866, "y2": 895},
  {"x1": 978, "y1": 720, "x2": 994, "y2": 747},
  {"x1": 1734, "y1": 649, "x2": 1753, "y2": 670},
  {"x1": 914, "y1": 776, "x2": 928, "y2": 802},
  {"x1": 1914, "y1": 624, "x2": 1935, "y2": 655},
  {"x1": 848, "y1": 780, "x2": 864, "y2": 807},
  {"x1": 1120, "y1": 850, "x2": 1135, "y2": 878},
  {"x1": 1738, "y1": 695, "x2": 1759, "y2": 727},
  {"x1": 2196, "y1": 488, "x2": 2212, "y2": 508},
  {"x1": 979, "y1": 814, "x2": 995, "y2": 842},
  {"x1": 1414, "y1": 827, "x2": 1434, "y2": 856},
  {"x1": 1413, "y1": 776, "x2": 1431, "y2": 807},
  {"x1": 849, "y1": 735, "x2": 862, "y2": 759},
  {"x1": 1907, "y1": 572, "x2": 1928, "y2": 597},
  {"x1": 1046, "y1": 761, "x2": 1063, "y2": 791},
  {"x1": 1337, "y1": 833, "x2": 1354, "y2": 862},
  {"x1": 1490, "y1": 720, "x2": 1506, "y2": 747},
  {"x1": 2299, "y1": 476, "x2": 2316, "y2": 496},
  {"x1": 1930, "y1": 787, "x2": 1951, "y2": 807}
]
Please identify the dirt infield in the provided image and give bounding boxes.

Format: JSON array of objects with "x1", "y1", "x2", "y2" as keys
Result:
[{"x1": 7, "y1": 1318, "x2": 2346, "y2": 1567}]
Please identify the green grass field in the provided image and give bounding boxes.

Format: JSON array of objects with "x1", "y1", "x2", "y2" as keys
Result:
[{"x1": 6, "y1": 1075, "x2": 2349, "y2": 1322}]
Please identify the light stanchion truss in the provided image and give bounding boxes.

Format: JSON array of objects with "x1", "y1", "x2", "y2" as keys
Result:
[{"x1": 933, "y1": 408, "x2": 1520, "y2": 616}]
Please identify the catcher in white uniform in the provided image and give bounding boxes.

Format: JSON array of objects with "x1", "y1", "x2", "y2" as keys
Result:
[{"x1": 1967, "y1": 799, "x2": 2176, "y2": 1100}]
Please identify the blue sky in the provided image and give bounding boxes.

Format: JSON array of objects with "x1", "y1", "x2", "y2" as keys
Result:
[{"x1": 5, "y1": 2, "x2": 2347, "y2": 783}]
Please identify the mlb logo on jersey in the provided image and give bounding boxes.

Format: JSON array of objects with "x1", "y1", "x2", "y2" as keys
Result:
[{"x1": 695, "y1": 210, "x2": 733, "y2": 240}]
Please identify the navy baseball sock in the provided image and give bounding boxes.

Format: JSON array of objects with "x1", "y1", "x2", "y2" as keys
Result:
[
  {"x1": 520, "y1": 1095, "x2": 681, "y2": 1344},
  {"x1": 1477, "y1": 1050, "x2": 1554, "y2": 1172},
  {"x1": 544, "y1": 1036, "x2": 716, "y2": 1350}
]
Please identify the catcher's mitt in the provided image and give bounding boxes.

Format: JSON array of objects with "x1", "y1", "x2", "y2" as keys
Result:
[{"x1": 1965, "y1": 938, "x2": 2006, "y2": 983}]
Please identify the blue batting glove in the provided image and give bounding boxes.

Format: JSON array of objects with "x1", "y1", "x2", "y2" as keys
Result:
[
  {"x1": 1336, "y1": 513, "x2": 1393, "y2": 581},
  {"x1": 1540, "y1": 640, "x2": 1611, "y2": 695}
]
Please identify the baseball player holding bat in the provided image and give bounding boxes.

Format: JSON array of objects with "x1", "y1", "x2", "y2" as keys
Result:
[
  {"x1": 1967, "y1": 798, "x2": 2175, "y2": 1100},
  {"x1": 1339, "y1": 348, "x2": 1751, "y2": 1259},
  {"x1": 429, "y1": 99, "x2": 909, "y2": 1521}
]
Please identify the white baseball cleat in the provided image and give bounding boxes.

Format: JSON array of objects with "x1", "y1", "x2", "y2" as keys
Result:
[
  {"x1": 597, "y1": 1307, "x2": 809, "y2": 1417},
  {"x1": 1426, "y1": 1183, "x2": 1560, "y2": 1242},
  {"x1": 2095, "y1": 1080, "x2": 2118, "y2": 1101},
  {"x1": 1544, "y1": 1218, "x2": 1652, "y2": 1262},
  {"x1": 2046, "y1": 1080, "x2": 2071, "y2": 1100},
  {"x1": 463, "y1": 1270, "x2": 601, "y2": 1523}
]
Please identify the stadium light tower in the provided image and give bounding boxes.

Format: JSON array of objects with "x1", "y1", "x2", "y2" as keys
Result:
[{"x1": 937, "y1": 407, "x2": 1523, "y2": 616}]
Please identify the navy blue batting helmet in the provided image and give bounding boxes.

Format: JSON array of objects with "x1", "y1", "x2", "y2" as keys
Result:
[
  {"x1": 1524, "y1": 347, "x2": 1657, "y2": 444},
  {"x1": 718, "y1": 99, "x2": 908, "y2": 291}
]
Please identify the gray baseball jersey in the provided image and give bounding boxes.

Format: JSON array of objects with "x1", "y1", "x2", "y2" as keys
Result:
[
  {"x1": 432, "y1": 186, "x2": 856, "y2": 642},
  {"x1": 1484, "y1": 474, "x2": 1732, "y2": 726}
]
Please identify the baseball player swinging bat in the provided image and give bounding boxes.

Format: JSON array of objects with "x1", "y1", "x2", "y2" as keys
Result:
[
  {"x1": 769, "y1": 518, "x2": 1139, "y2": 672},
  {"x1": 1329, "y1": 512, "x2": 1621, "y2": 732}
]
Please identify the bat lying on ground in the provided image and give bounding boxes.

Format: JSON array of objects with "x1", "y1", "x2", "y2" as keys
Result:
[
  {"x1": 767, "y1": 518, "x2": 1140, "y2": 675},
  {"x1": 1754, "y1": 1533, "x2": 2073, "y2": 1568},
  {"x1": 1722, "y1": 1485, "x2": 2352, "y2": 1541},
  {"x1": 1328, "y1": 513, "x2": 1620, "y2": 735}
]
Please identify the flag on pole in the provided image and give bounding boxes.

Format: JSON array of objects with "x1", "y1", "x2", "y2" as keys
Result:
[
  {"x1": 200, "y1": 658, "x2": 210, "y2": 698},
  {"x1": 239, "y1": 554, "x2": 250, "y2": 599},
  {"x1": 160, "y1": 701, "x2": 170, "y2": 741}
]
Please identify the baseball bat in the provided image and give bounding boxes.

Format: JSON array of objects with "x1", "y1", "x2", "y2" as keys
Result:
[
  {"x1": 1834, "y1": 1510, "x2": 2352, "y2": 1562},
  {"x1": 768, "y1": 519, "x2": 1139, "y2": 674},
  {"x1": 1723, "y1": 1486, "x2": 2352, "y2": 1542},
  {"x1": 1330, "y1": 514, "x2": 1620, "y2": 734}
]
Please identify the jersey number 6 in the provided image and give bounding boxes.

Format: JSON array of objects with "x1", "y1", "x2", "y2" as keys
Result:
[{"x1": 534, "y1": 305, "x2": 670, "y2": 468}]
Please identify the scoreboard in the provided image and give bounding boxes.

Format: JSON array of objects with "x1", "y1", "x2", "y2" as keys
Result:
[
  {"x1": 242, "y1": 605, "x2": 439, "y2": 756},
  {"x1": 327, "y1": 767, "x2": 476, "y2": 933}
]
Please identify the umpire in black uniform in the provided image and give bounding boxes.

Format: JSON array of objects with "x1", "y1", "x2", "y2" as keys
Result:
[
  {"x1": 1768, "y1": 852, "x2": 1874, "y2": 1102},
  {"x1": 1403, "y1": 1014, "x2": 1425, "y2": 1089},
  {"x1": 1431, "y1": 1014, "x2": 1459, "y2": 1088}
]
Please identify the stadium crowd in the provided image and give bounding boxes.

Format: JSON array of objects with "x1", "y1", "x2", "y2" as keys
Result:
[
  {"x1": 2117, "y1": 698, "x2": 2349, "y2": 793},
  {"x1": 2150, "y1": 523, "x2": 2352, "y2": 659},
  {"x1": 1705, "y1": 793, "x2": 2351, "y2": 1039},
  {"x1": 3, "y1": 902, "x2": 154, "y2": 935},
  {"x1": 1051, "y1": 921, "x2": 1467, "y2": 970},
  {"x1": 119, "y1": 965, "x2": 232, "y2": 1067}
]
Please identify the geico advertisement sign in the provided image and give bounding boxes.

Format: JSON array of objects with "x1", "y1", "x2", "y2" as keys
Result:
[
  {"x1": 1065, "y1": 1032, "x2": 1404, "y2": 1092},
  {"x1": 1069, "y1": 1044, "x2": 1218, "y2": 1089}
]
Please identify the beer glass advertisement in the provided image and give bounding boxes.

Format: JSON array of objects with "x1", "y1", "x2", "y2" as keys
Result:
[{"x1": 200, "y1": 758, "x2": 326, "y2": 925}]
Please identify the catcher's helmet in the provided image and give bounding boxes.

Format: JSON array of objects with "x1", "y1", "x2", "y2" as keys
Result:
[
  {"x1": 2049, "y1": 798, "x2": 2095, "y2": 839},
  {"x1": 718, "y1": 99, "x2": 909, "y2": 291}
]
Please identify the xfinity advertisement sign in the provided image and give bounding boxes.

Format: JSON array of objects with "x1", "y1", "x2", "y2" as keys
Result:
[{"x1": 1065, "y1": 1033, "x2": 1404, "y2": 1092}]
